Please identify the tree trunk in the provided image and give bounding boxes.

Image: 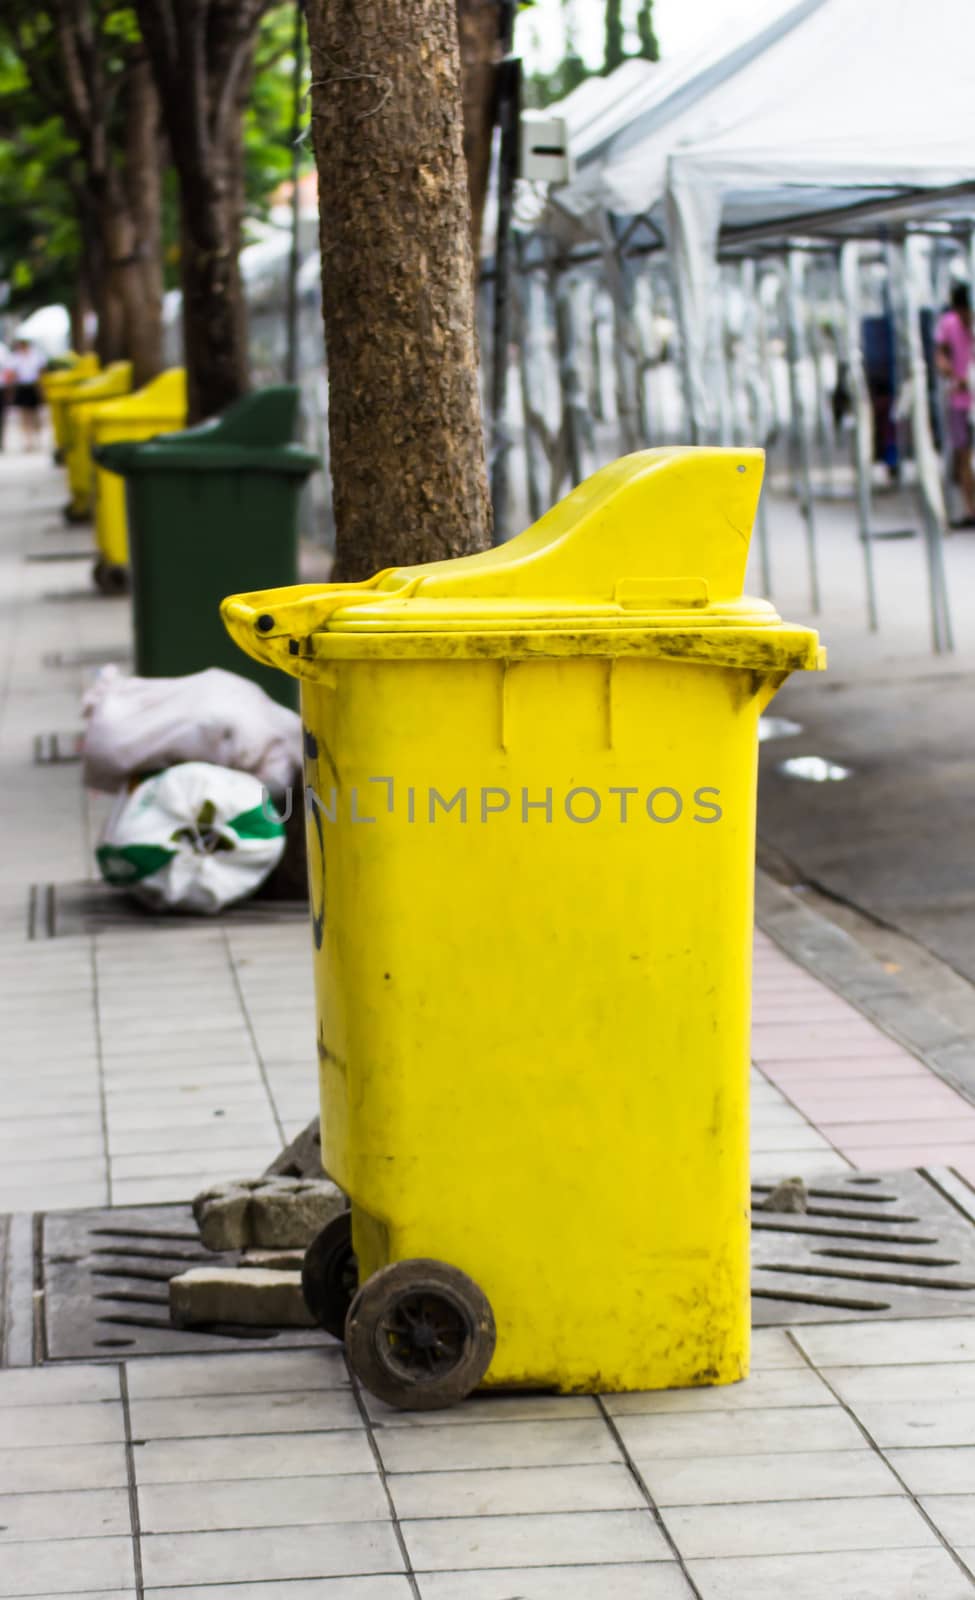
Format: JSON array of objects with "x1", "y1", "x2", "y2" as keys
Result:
[
  {"x1": 306, "y1": 0, "x2": 492, "y2": 578},
  {"x1": 177, "y1": 147, "x2": 250, "y2": 422},
  {"x1": 456, "y1": 0, "x2": 501, "y2": 262},
  {"x1": 122, "y1": 58, "x2": 165, "y2": 386}
]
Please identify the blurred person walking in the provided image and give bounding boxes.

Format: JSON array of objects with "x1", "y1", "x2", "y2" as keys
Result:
[
  {"x1": 935, "y1": 282, "x2": 975, "y2": 527},
  {"x1": 0, "y1": 334, "x2": 10, "y2": 451},
  {"x1": 9, "y1": 339, "x2": 45, "y2": 451}
]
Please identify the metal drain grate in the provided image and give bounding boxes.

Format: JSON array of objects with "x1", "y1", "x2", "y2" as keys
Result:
[
  {"x1": 26, "y1": 549, "x2": 93, "y2": 563},
  {"x1": 752, "y1": 1168, "x2": 975, "y2": 1323},
  {"x1": 33, "y1": 731, "x2": 84, "y2": 766},
  {"x1": 41, "y1": 1205, "x2": 329, "y2": 1360},
  {"x1": 28, "y1": 880, "x2": 308, "y2": 939}
]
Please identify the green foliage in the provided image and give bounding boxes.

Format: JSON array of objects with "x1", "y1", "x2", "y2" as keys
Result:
[
  {"x1": 604, "y1": 0, "x2": 625, "y2": 74},
  {"x1": 244, "y1": 1, "x2": 314, "y2": 226},
  {"x1": 636, "y1": 0, "x2": 659, "y2": 61}
]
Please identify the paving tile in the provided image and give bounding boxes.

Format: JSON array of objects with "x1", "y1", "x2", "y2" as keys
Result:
[
  {"x1": 128, "y1": 1389, "x2": 360, "y2": 1440},
  {"x1": 639, "y1": 1448, "x2": 902, "y2": 1506},
  {"x1": 795, "y1": 1318, "x2": 975, "y2": 1368},
  {"x1": 854, "y1": 1400, "x2": 975, "y2": 1449},
  {"x1": 888, "y1": 1448, "x2": 975, "y2": 1496},
  {"x1": 147, "y1": 1583, "x2": 412, "y2": 1600},
  {"x1": 0, "y1": 1367, "x2": 119, "y2": 1408},
  {"x1": 375, "y1": 1419, "x2": 622, "y2": 1474},
  {"x1": 919, "y1": 1496, "x2": 975, "y2": 1546},
  {"x1": 685, "y1": 1548, "x2": 973, "y2": 1600},
  {"x1": 0, "y1": 1403, "x2": 124, "y2": 1449},
  {"x1": 417, "y1": 1565, "x2": 693, "y2": 1599},
  {"x1": 403, "y1": 1508, "x2": 669, "y2": 1571},
  {"x1": 0, "y1": 1487, "x2": 131, "y2": 1542},
  {"x1": 604, "y1": 1368, "x2": 830, "y2": 1414},
  {"x1": 138, "y1": 1472, "x2": 387, "y2": 1533},
  {"x1": 750, "y1": 1329, "x2": 805, "y2": 1369},
  {"x1": 124, "y1": 1350, "x2": 347, "y2": 1400},
  {"x1": 0, "y1": 1535, "x2": 134, "y2": 1596},
  {"x1": 825, "y1": 1364, "x2": 975, "y2": 1405},
  {"x1": 823, "y1": 1119, "x2": 975, "y2": 1146},
  {"x1": 664, "y1": 1494, "x2": 935, "y2": 1558},
  {"x1": 0, "y1": 1444, "x2": 129, "y2": 1495},
  {"x1": 140, "y1": 1521, "x2": 404, "y2": 1587},
  {"x1": 759, "y1": 1060, "x2": 929, "y2": 1080},
  {"x1": 132, "y1": 1429, "x2": 375, "y2": 1484},
  {"x1": 365, "y1": 1392, "x2": 598, "y2": 1429},
  {"x1": 842, "y1": 1145, "x2": 975, "y2": 1169},
  {"x1": 389, "y1": 1463, "x2": 645, "y2": 1520},
  {"x1": 617, "y1": 1405, "x2": 862, "y2": 1461}
]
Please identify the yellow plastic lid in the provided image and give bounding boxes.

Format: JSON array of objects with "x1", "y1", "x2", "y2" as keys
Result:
[
  {"x1": 223, "y1": 449, "x2": 825, "y2": 675},
  {"x1": 90, "y1": 369, "x2": 187, "y2": 429}
]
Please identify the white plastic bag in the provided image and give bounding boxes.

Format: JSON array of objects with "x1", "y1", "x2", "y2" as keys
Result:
[
  {"x1": 96, "y1": 762, "x2": 286, "y2": 914},
  {"x1": 82, "y1": 666, "x2": 301, "y2": 796}
]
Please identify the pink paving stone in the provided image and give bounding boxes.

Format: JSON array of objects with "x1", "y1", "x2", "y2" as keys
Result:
[
  {"x1": 782, "y1": 1093, "x2": 970, "y2": 1123},
  {"x1": 756, "y1": 1056, "x2": 925, "y2": 1077},
  {"x1": 842, "y1": 1145, "x2": 975, "y2": 1171},
  {"x1": 821, "y1": 1118, "x2": 975, "y2": 1147}
]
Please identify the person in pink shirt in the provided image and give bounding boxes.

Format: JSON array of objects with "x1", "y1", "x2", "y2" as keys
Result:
[{"x1": 935, "y1": 282, "x2": 975, "y2": 527}]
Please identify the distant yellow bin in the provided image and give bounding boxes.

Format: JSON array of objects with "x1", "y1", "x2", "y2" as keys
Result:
[
  {"x1": 223, "y1": 448, "x2": 824, "y2": 1408},
  {"x1": 42, "y1": 355, "x2": 100, "y2": 460},
  {"x1": 63, "y1": 363, "x2": 132, "y2": 521},
  {"x1": 90, "y1": 369, "x2": 188, "y2": 572}
]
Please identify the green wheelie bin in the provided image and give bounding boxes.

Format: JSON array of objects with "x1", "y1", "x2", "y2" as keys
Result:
[{"x1": 93, "y1": 386, "x2": 319, "y2": 707}]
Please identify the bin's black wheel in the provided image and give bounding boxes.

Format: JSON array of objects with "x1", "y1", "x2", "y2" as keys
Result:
[
  {"x1": 301, "y1": 1211, "x2": 358, "y2": 1340},
  {"x1": 63, "y1": 502, "x2": 89, "y2": 525},
  {"x1": 92, "y1": 559, "x2": 130, "y2": 597},
  {"x1": 345, "y1": 1258, "x2": 496, "y2": 1412},
  {"x1": 53, "y1": 448, "x2": 64, "y2": 466}
]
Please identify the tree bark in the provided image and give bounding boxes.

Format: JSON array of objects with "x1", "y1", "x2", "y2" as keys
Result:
[
  {"x1": 456, "y1": 0, "x2": 501, "y2": 262},
  {"x1": 306, "y1": 0, "x2": 492, "y2": 578},
  {"x1": 122, "y1": 58, "x2": 165, "y2": 385}
]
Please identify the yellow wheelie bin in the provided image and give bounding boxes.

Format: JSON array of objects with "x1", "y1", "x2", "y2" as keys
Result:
[
  {"x1": 223, "y1": 447, "x2": 824, "y2": 1410},
  {"x1": 63, "y1": 362, "x2": 132, "y2": 522},
  {"x1": 89, "y1": 369, "x2": 188, "y2": 592},
  {"x1": 41, "y1": 354, "x2": 100, "y2": 464}
]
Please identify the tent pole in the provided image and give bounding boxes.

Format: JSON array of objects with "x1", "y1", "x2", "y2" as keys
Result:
[
  {"x1": 489, "y1": 55, "x2": 522, "y2": 545},
  {"x1": 512, "y1": 239, "x2": 545, "y2": 525},
  {"x1": 839, "y1": 241, "x2": 879, "y2": 631},
  {"x1": 784, "y1": 249, "x2": 821, "y2": 612},
  {"x1": 741, "y1": 258, "x2": 773, "y2": 596}
]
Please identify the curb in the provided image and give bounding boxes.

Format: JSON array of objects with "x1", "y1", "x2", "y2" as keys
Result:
[{"x1": 755, "y1": 869, "x2": 975, "y2": 1109}]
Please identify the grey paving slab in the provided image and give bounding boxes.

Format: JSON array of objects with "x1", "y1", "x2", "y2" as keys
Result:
[
  {"x1": 0, "y1": 1488, "x2": 131, "y2": 1542},
  {"x1": 663, "y1": 1494, "x2": 936, "y2": 1558},
  {"x1": 685, "y1": 1548, "x2": 975, "y2": 1600},
  {"x1": 0, "y1": 1367, "x2": 119, "y2": 1407},
  {"x1": 132, "y1": 1429, "x2": 376, "y2": 1485},
  {"x1": 375, "y1": 1418, "x2": 623, "y2": 1474},
  {"x1": 127, "y1": 1389, "x2": 360, "y2": 1440},
  {"x1": 137, "y1": 1472, "x2": 387, "y2": 1533},
  {"x1": 0, "y1": 1535, "x2": 134, "y2": 1597},
  {"x1": 124, "y1": 1349, "x2": 348, "y2": 1399},
  {"x1": 919, "y1": 1497, "x2": 975, "y2": 1547},
  {"x1": 794, "y1": 1319, "x2": 975, "y2": 1368},
  {"x1": 0, "y1": 1403, "x2": 124, "y2": 1449},
  {"x1": 417, "y1": 1567, "x2": 695, "y2": 1599},
  {"x1": 825, "y1": 1363, "x2": 975, "y2": 1405},
  {"x1": 146, "y1": 1581, "x2": 412, "y2": 1599},
  {"x1": 140, "y1": 1521, "x2": 404, "y2": 1588},
  {"x1": 388, "y1": 1462, "x2": 645, "y2": 1520},
  {"x1": 889, "y1": 1449, "x2": 975, "y2": 1496},
  {"x1": 604, "y1": 1368, "x2": 830, "y2": 1414},
  {"x1": 403, "y1": 1508, "x2": 671, "y2": 1571},
  {"x1": 639, "y1": 1448, "x2": 903, "y2": 1507},
  {"x1": 365, "y1": 1392, "x2": 599, "y2": 1429},
  {"x1": 855, "y1": 1401, "x2": 975, "y2": 1450},
  {"x1": 0, "y1": 1444, "x2": 129, "y2": 1495},
  {"x1": 750, "y1": 1329, "x2": 805, "y2": 1369},
  {"x1": 616, "y1": 1405, "x2": 862, "y2": 1461}
]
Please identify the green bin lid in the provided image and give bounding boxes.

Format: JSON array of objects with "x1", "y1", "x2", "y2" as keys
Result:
[{"x1": 93, "y1": 386, "x2": 320, "y2": 477}]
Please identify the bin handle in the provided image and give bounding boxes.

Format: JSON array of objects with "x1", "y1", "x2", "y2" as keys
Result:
[{"x1": 221, "y1": 572, "x2": 415, "y2": 673}]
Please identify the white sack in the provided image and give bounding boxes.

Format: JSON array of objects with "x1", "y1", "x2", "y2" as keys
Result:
[
  {"x1": 82, "y1": 666, "x2": 301, "y2": 796},
  {"x1": 96, "y1": 762, "x2": 285, "y2": 914}
]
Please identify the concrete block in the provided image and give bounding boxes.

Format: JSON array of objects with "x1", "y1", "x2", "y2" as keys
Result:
[
  {"x1": 192, "y1": 1175, "x2": 346, "y2": 1251},
  {"x1": 169, "y1": 1266, "x2": 317, "y2": 1329}
]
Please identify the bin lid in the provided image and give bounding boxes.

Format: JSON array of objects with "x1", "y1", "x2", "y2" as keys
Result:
[
  {"x1": 223, "y1": 448, "x2": 824, "y2": 676},
  {"x1": 89, "y1": 369, "x2": 187, "y2": 434},
  {"x1": 66, "y1": 362, "x2": 132, "y2": 407},
  {"x1": 93, "y1": 385, "x2": 320, "y2": 476}
]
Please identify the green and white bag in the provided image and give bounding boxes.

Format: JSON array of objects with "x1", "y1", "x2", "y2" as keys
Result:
[{"x1": 97, "y1": 762, "x2": 286, "y2": 914}]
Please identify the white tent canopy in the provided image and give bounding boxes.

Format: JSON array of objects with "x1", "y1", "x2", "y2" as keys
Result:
[{"x1": 543, "y1": 0, "x2": 975, "y2": 435}]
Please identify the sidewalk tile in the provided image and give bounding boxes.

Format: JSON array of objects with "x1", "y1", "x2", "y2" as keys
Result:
[
  {"x1": 0, "y1": 1366, "x2": 119, "y2": 1408},
  {"x1": 854, "y1": 1400, "x2": 975, "y2": 1449},
  {"x1": 639, "y1": 1449, "x2": 901, "y2": 1506},
  {"x1": 375, "y1": 1419, "x2": 622, "y2": 1474},
  {"x1": 124, "y1": 1350, "x2": 346, "y2": 1400},
  {"x1": 824, "y1": 1365, "x2": 975, "y2": 1405},
  {"x1": 0, "y1": 1444, "x2": 129, "y2": 1495},
  {"x1": 604, "y1": 1368, "x2": 830, "y2": 1414},
  {"x1": 132, "y1": 1430, "x2": 375, "y2": 1484},
  {"x1": 0, "y1": 1488, "x2": 130, "y2": 1542},
  {"x1": 616, "y1": 1405, "x2": 862, "y2": 1460},
  {"x1": 0, "y1": 1535, "x2": 134, "y2": 1596},
  {"x1": 364, "y1": 1392, "x2": 598, "y2": 1429},
  {"x1": 146, "y1": 1583, "x2": 412, "y2": 1600},
  {"x1": 138, "y1": 1473, "x2": 386, "y2": 1533},
  {"x1": 795, "y1": 1319, "x2": 975, "y2": 1367},
  {"x1": 417, "y1": 1566, "x2": 694, "y2": 1599},
  {"x1": 1, "y1": 1403, "x2": 124, "y2": 1449},
  {"x1": 919, "y1": 1497, "x2": 975, "y2": 1546},
  {"x1": 663, "y1": 1494, "x2": 935, "y2": 1558},
  {"x1": 888, "y1": 1449, "x2": 975, "y2": 1495},
  {"x1": 402, "y1": 1508, "x2": 670, "y2": 1571},
  {"x1": 128, "y1": 1389, "x2": 360, "y2": 1440},
  {"x1": 388, "y1": 1463, "x2": 644, "y2": 1520},
  {"x1": 140, "y1": 1522, "x2": 404, "y2": 1587},
  {"x1": 685, "y1": 1548, "x2": 973, "y2": 1599}
]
